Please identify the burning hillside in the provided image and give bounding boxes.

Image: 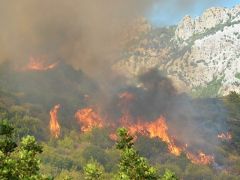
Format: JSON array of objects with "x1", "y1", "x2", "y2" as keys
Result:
[
  {"x1": 1, "y1": 1, "x2": 240, "y2": 179},
  {"x1": 45, "y1": 69, "x2": 227, "y2": 166},
  {"x1": 1, "y1": 58, "x2": 230, "y2": 168},
  {"x1": 73, "y1": 103, "x2": 214, "y2": 165}
]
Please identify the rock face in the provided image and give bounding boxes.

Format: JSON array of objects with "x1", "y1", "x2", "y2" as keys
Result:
[
  {"x1": 175, "y1": 7, "x2": 239, "y2": 40},
  {"x1": 114, "y1": 5, "x2": 240, "y2": 96}
]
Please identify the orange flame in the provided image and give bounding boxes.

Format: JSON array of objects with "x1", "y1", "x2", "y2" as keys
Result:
[
  {"x1": 74, "y1": 107, "x2": 214, "y2": 164},
  {"x1": 74, "y1": 92, "x2": 215, "y2": 165},
  {"x1": 23, "y1": 57, "x2": 58, "y2": 71},
  {"x1": 121, "y1": 116, "x2": 182, "y2": 156},
  {"x1": 49, "y1": 104, "x2": 61, "y2": 138},
  {"x1": 218, "y1": 132, "x2": 232, "y2": 141},
  {"x1": 146, "y1": 117, "x2": 182, "y2": 156},
  {"x1": 75, "y1": 108, "x2": 104, "y2": 132},
  {"x1": 187, "y1": 151, "x2": 214, "y2": 165}
]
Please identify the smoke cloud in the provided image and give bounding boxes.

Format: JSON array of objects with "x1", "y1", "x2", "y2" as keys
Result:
[
  {"x1": 0, "y1": 0, "x2": 222, "y2": 78},
  {"x1": 102, "y1": 68, "x2": 227, "y2": 155},
  {"x1": 0, "y1": 0, "x2": 155, "y2": 76},
  {"x1": 0, "y1": 1, "x2": 230, "y2": 164}
]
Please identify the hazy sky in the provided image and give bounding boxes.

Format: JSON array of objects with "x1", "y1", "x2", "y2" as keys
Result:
[{"x1": 148, "y1": 0, "x2": 240, "y2": 26}]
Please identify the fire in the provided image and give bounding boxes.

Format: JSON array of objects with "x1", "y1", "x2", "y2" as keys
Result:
[
  {"x1": 75, "y1": 108, "x2": 104, "y2": 132},
  {"x1": 187, "y1": 151, "x2": 214, "y2": 165},
  {"x1": 147, "y1": 118, "x2": 182, "y2": 156},
  {"x1": 49, "y1": 104, "x2": 61, "y2": 138},
  {"x1": 74, "y1": 107, "x2": 214, "y2": 164},
  {"x1": 74, "y1": 92, "x2": 214, "y2": 165},
  {"x1": 75, "y1": 104, "x2": 214, "y2": 165},
  {"x1": 23, "y1": 56, "x2": 58, "y2": 71},
  {"x1": 121, "y1": 116, "x2": 182, "y2": 156},
  {"x1": 218, "y1": 132, "x2": 232, "y2": 141},
  {"x1": 120, "y1": 115, "x2": 213, "y2": 163}
]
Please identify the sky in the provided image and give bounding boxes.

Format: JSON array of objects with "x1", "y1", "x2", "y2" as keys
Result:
[{"x1": 148, "y1": 0, "x2": 240, "y2": 26}]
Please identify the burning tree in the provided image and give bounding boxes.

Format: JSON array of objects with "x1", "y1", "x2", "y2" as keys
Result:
[{"x1": 49, "y1": 104, "x2": 61, "y2": 138}]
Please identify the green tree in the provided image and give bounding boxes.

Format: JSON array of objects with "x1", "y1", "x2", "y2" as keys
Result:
[
  {"x1": 115, "y1": 128, "x2": 178, "y2": 180},
  {"x1": 116, "y1": 128, "x2": 159, "y2": 180},
  {"x1": 84, "y1": 159, "x2": 104, "y2": 180},
  {"x1": 17, "y1": 136, "x2": 44, "y2": 179},
  {"x1": 0, "y1": 120, "x2": 18, "y2": 179},
  {"x1": 0, "y1": 120, "x2": 50, "y2": 179},
  {"x1": 161, "y1": 169, "x2": 178, "y2": 180},
  {"x1": 82, "y1": 145, "x2": 109, "y2": 166}
]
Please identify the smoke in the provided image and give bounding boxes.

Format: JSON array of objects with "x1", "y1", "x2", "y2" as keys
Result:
[
  {"x1": 103, "y1": 68, "x2": 227, "y2": 155},
  {"x1": 0, "y1": 0, "x2": 223, "y2": 78},
  {"x1": 0, "y1": 1, "x2": 231, "y2": 163},
  {"x1": 0, "y1": 0, "x2": 155, "y2": 76}
]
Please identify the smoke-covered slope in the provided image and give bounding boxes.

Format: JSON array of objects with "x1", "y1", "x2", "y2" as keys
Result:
[
  {"x1": 114, "y1": 5, "x2": 240, "y2": 97},
  {"x1": 0, "y1": 61, "x2": 98, "y2": 110}
]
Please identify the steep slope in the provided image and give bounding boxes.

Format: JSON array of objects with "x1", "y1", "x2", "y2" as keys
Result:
[{"x1": 114, "y1": 5, "x2": 240, "y2": 97}]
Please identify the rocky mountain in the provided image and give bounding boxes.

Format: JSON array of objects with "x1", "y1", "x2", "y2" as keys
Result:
[{"x1": 114, "y1": 5, "x2": 240, "y2": 97}]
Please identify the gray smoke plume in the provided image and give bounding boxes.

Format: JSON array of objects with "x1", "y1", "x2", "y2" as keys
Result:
[
  {"x1": 0, "y1": 0, "x2": 222, "y2": 78},
  {"x1": 103, "y1": 69, "x2": 227, "y2": 157}
]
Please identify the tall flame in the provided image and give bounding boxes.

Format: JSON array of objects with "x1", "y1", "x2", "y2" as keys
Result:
[
  {"x1": 49, "y1": 104, "x2": 61, "y2": 138},
  {"x1": 75, "y1": 108, "x2": 104, "y2": 132},
  {"x1": 146, "y1": 117, "x2": 182, "y2": 156}
]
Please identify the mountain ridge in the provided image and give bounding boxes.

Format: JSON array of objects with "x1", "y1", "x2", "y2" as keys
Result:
[{"x1": 114, "y1": 4, "x2": 240, "y2": 97}]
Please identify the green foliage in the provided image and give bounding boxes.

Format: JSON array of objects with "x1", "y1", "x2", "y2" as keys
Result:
[
  {"x1": 89, "y1": 128, "x2": 114, "y2": 149},
  {"x1": 82, "y1": 145, "x2": 109, "y2": 166},
  {"x1": 57, "y1": 136, "x2": 74, "y2": 149},
  {"x1": 17, "y1": 136, "x2": 43, "y2": 178},
  {"x1": 0, "y1": 120, "x2": 50, "y2": 180},
  {"x1": 55, "y1": 169, "x2": 83, "y2": 180},
  {"x1": 161, "y1": 169, "x2": 178, "y2": 180},
  {"x1": 186, "y1": 19, "x2": 240, "y2": 46},
  {"x1": 235, "y1": 73, "x2": 240, "y2": 80},
  {"x1": 184, "y1": 164, "x2": 214, "y2": 180},
  {"x1": 13, "y1": 115, "x2": 45, "y2": 141},
  {"x1": 191, "y1": 77, "x2": 223, "y2": 98},
  {"x1": 135, "y1": 136, "x2": 168, "y2": 159},
  {"x1": 1, "y1": 82, "x2": 240, "y2": 179},
  {"x1": 116, "y1": 128, "x2": 134, "y2": 150},
  {"x1": 84, "y1": 159, "x2": 104, "y2": 180},
  {"x1": 223, "y1": 92, "x2": 240, "y2": 153},
  {"x1": 116, "y1": 128, "x2": 160, "y2": 180},
  {"x1": 0, "y1": 120, "x2": 17, "y2": 154}
]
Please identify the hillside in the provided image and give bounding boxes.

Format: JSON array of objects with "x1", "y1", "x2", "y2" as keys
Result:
[
  {"x1": 114, "y1": 5, "x2": 240, "y2": 97},
  {"x1": 1, "y1": 3, "x2": 240, "y2": 179}
]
